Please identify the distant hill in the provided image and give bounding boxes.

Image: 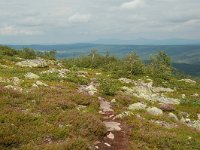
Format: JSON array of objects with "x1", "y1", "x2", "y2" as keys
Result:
[{"x1": 93, "y1": 38, "x2": 200, "y2": 45}]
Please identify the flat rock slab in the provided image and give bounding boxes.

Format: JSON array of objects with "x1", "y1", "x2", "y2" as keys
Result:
[
  {"x1": 100, "y1": 100, "x2": 113, "y2": 112},
  {"x1": 103, "y1": 121, "x2": 121, "y2": 131}
]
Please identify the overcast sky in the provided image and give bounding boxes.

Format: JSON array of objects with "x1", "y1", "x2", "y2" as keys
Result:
[{"x1": 0, "y1": 0, "x2": 200, "y2": 44}]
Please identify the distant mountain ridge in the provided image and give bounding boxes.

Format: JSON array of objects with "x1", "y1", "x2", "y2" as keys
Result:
[{"x1": 92, "y1": 38, "x2": 200, "y2": 45}]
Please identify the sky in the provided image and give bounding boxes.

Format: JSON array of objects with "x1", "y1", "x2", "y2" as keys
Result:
[{"x1": 0, "y1": 0, "x2": 200, "y2": 44}]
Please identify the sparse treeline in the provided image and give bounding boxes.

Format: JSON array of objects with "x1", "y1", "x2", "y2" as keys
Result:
[
  {"x1": 63, "y1": 49, "x2": 173, "y2": 80},
  {"x1": 0, "y1": 45, "x2": 56, "y2": 60},
  {"x1": 0, "y1": 45, "x2": 174, "y2": 80}
]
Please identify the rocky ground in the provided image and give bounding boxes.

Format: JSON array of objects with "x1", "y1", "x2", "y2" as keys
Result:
[{"x1": 0, "y1": 57, "x2": 200, "y2": 150}]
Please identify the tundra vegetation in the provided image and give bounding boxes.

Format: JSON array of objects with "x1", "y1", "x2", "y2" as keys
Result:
[{"x1": 0, "y1": 46, "x2": 200, "y2": 150}]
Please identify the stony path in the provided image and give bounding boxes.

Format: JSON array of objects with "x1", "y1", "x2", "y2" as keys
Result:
[{"x1": 94, "y1": 97, "x2": 129, "y2": 150}]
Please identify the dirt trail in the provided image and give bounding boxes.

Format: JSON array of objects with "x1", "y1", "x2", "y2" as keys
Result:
[{"x1": 94, "y1": 97, "x2": 129, "y2": 150}]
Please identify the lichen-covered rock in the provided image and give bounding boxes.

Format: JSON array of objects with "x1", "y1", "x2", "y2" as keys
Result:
[
  {"x1": 128, "y1": 102, "x2": 147, "y2": 111},
  {"x1": 147, "y1": 107, "x2": 163, "y2": 116},
  {"x1": 9, "y1": 77, "x2": 21, "y2": 86},
  {"x1": 121, "y1": 79, "x2": 180, "y2": 105},
  {"x1": 33, "y1": 81, "x2": 48, "y2": 87},
  {"x1": 4, "y1": 85, "x2": 23, "y2": 92},
  {"x1": 41, "y1": 68, "x2": 70, "y2": 78},
  {"x1": 0, "y1": 77, "x2": 22, "y2": 86},
  {"x1": 79, "y1": 83, "x2": 97, "y2": 95},
  {"x1": 181, "y1": 117, "x2": 200, "y2": 131},
  {"x1": 168, "y1": 113, "x2": 179, "y2": 121},
  {"x1": 179, "y1": 79, "x2": 196, "y2": 84},
  {"x1": 16, "y1": 58, "x2": 48, "y2": 68},
  {"x1": 25, "y1": 72, "x2": 39, "y2": 79}
]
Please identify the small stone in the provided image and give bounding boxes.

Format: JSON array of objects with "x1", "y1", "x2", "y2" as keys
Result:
[
  {"x1": 111, "y1": 99, "x2": 116, "y2": 103},
  {"x1": 96, "y1": 73, "x2": 102, "y2": 75},
  {"x1": 104, "y1": 143, "x2": 111, "y2": 147},
  {"x1": 159, "y1": 104, "x2": 175, "y2": 112},
  {"x1": 168, "y1": 113, "x2": 179, "y2": 121},
  {"x1": 107, "y1": 132, "x2": 114, "y2": 140},
  {"x1": 185, "y1": 118, "x2": 191, "y2": 123},
  {"x1": 147, "y1": 107, "x2": 163, "y2": 116},
  {"x1": 99, "y1": 98, "x2": 113, "y2": 112},
  {"x1": 182, "y1": 94, "x2": 186, "y2": 99},
  {"x1": 180, "y1": 117, "x2": 186, "y2": 123},
  {"x1": 192, "y1": 93, "x2": 199, "y2": 97}
]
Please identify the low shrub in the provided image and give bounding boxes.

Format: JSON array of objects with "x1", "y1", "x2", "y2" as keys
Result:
[{"x1": 99, "y1": 77, "x2": 119, "y2": 96}]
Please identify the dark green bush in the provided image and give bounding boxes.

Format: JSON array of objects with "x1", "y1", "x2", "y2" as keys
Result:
[
  {"x1": 65, "y1": 73, "x2": 89, "y2": 85},
  {"x1": 99, "y1": 77, "x2": 119, "y2": 96},
  {"x1": 0, "y1": 46, "x2": 18, "y2": 56}
]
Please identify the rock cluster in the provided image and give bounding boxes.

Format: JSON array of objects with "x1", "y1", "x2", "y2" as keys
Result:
[
  {"x1": 0, "y1": 77, "x2": 23, "y2": 92},
  {"x1": 79, "y1": 82, "x2": 97, "y2": 95},
  {"x1": 16, "y1": 58, "x2": 48, "y2": 68},
  {"x1": 179, "y1": 79, "x2": 196, "y2": 84},
  {"x1": 120, "y1": 78, "x2": 180, "y2": 105},
  {"x1": 41, "y1": 68, "x2": 70, "y2": 78}
]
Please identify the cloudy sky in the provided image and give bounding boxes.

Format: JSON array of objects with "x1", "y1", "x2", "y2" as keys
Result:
[{"x1": 0, "y1": 0, "x2": 200, "y2": 44}]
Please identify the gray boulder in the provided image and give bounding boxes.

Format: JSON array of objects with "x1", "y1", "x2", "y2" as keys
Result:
[
  {"x1": 168, "y1": 113, "x2": 179, "y2": 121},
  {"x1": 147, "y1": 107, "x2": 163, "y2": 116},
  {"x1": 128, "y1": 102, "x2": 147, "y2": 111},
  {"x1": 25, "y1": 72, "x2": 39, "y2": 79}
]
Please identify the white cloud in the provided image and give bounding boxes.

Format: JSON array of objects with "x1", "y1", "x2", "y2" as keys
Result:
[
  {"x1": 120, "y1": 0, "x2": 145, "y2": 10},
  {"x1": 68, "y1": 13, "x2": 91, "y2": 24},
  {"x1": 0, "y1": 25, "x2": 41, "y2": 35}
]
